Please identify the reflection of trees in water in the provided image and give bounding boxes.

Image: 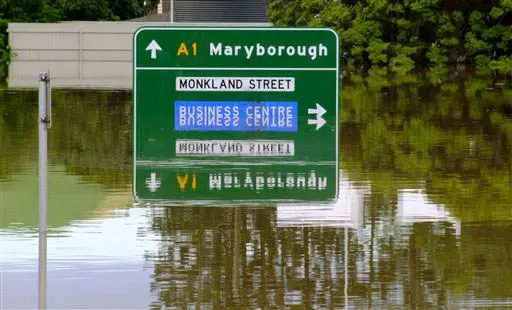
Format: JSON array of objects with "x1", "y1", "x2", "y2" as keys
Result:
[
  {"x1": 0, "y1": 90, "x2": 132, "y2": 188},
  {"x1": 0, "y1": 90, "x2": 38, "y2": 181},
  {"x1": 148, "y1": 207, "x2": 352, "y2": 308},
  {"x1": 147, "y1": 206, "x2": 512, "y2": 308},
  {"x1": 146, "y1": 70, "x2": 511, "y2": 307},
  {"x1": 340, "y1": 70, "x2": 512, "y2": 214},
  {"x1": 334, "y1": 69, "x2": 512, "y2": 304},
  {"x1": 2, "y1": 74, "x2": 511, "y2": 306},
  {"x1": 49, "y1": 91, "x2": 133, "y2": 189}
]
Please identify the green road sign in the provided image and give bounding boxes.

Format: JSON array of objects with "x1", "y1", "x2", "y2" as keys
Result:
[{"x1": 133, "y1": 26, "x2": 339, "y2": 201}]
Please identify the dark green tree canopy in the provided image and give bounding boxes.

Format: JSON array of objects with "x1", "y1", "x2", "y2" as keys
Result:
[
  {"x1": 55, "y1": 0, "x2": 159, "y2": 21},
  {"x1": 0, "y1": 0, "x2": 62, "y2": 22},
  {"x1": 0, "y1": 0, "x2": 159, "y2": 21},
  {"x1": 268, "y1": 0, "x2": 512, "y2": 73}
]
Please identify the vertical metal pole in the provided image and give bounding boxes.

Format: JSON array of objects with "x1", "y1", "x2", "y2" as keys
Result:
[
  {"x1": 38, "y1": 72, "x2": 49, "y2": 310},
  {"x1": 344, "y1": 224, "x2": 348, "y2": 309},
  {"x1": 232, "y1": 208, "x2": 240, "y2": 299}
]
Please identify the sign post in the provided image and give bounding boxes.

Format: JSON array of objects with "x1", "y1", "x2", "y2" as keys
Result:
[
  {"x1": 38, "y1": 70, "x2": 51, "y2": 310},
  {"x1": 133, "y1": 27, "x2": 339, "y2": 202}
]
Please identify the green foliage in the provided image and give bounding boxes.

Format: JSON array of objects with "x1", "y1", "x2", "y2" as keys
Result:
[
  {"x1": 465, "y1": 32, "x2": 492, "y2": 55},
  {"x1": 502, "y1": 0, "x2": 512, "y2": 10},
  {"x1": 488, "y1": 56, "x2": 512, "y2": 74},
  {"x1": 55, "y1": 0, "x2": 159, "y2": 21},
  {"x1": 0, "y1": 18, "x2": 8, "y2": 79},
  {"x1": 475, "y1": 54, "x2": 492, "y2": 67},
  {"x1": 1, "y1": 0, "x2": 62, "y2": 22},
  {"x1": 390, "y1": 53, "x2": 415, "y2": 73},
  {"x1": 427, "y1": 43, "x2": 449, "y2": 67},
  {"x1": 268, "y1": 0, "x2": 512, "y2": 74},
  {"x1": 112, "y1": 0, "x2": 159, "y2": 20},
  {"x1": 367, "y1": 40, "x2": 390, "y2": 65},
  {"x1": 490, "y1": 7, "x2": 504, "y2": 19},
  {"x1": 56, "y1": 0, "x2": 114, "y2": 21}
]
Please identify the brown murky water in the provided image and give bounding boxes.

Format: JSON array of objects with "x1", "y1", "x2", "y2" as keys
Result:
[{"x1": 1, "y1": 71, "x2": 511, "y2": 309}]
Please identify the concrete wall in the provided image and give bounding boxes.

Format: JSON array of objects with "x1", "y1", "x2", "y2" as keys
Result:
[{"x1": 7, "y1": 21, "x2": 270, "y2": 90}]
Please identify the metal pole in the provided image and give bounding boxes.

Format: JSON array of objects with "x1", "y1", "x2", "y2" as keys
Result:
[
  {"x1": 232, "y1": 208, "x2": 240, "y2": 299},
  {"x1": 344, "y1": 224, "x2": 348, "y2": 309},
  {"x1": 38, "y1": 72, "x2": 49, "y2": 310}
]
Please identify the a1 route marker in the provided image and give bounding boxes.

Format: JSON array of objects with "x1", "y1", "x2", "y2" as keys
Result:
[{"x1": 133, "y1": 27, "x2": 339, "y2": 202}]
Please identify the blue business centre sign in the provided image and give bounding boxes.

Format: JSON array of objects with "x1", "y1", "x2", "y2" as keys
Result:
[{"x1": 175, "y1": 101, "x2": 298, "y2": 132}]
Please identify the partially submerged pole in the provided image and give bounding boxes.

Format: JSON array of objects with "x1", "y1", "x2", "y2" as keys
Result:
[{"x1": 38, "y1": 71, "x2": 51, "y2": 310}]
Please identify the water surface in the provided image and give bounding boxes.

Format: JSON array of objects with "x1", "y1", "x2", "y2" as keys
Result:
[{"x1": 1, "y1": 72, "x2": 511, "y2": 308}]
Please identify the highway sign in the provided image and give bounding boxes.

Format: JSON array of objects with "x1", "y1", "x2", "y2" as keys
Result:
[{"x1": 133, "y1": 27, "x2": 339, "y2": 201}]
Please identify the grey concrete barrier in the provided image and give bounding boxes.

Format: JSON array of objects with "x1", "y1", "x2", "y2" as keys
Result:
[{"x1": 7, "y1": 22, "x2": 271, "y2": 90}]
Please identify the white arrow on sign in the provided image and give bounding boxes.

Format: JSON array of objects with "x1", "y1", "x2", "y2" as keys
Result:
[
  {"x1": 308, "y1": 103, "x2": 327, "y2": 130},
  {"x1": 145, "y1": 172, "x2": 161, "y2": 192},
  {"x1": 146, "y1": 40, "x2": 162, "y2": 59}
]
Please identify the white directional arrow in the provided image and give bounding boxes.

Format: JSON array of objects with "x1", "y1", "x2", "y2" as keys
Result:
[
  {"x1": 308, "y1": 103, "x2": 327, "y2": 130},
  {"x1": 145, "y1": 172, "x2": 161, "y2": 192},
  {"x1": 146, "y1": 40, "x2": 162, "y2": 59}
]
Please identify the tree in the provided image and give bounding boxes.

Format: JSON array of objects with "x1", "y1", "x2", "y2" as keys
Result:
[
  {"x1": 55, "y1": 0, "x2": 159, "y2": 21},
  {"x1": 55, "y1": 0, "x2": 113, "y2": 20},
  {"x1": 0, "y1": 18, "x2": 8, "y2": 80},
  {"x1": 1, "y1": 0, "x2": 62, "y2": 22},
  {"x1": 267, "y1": 0, "x2": 512, "y2": 74}
]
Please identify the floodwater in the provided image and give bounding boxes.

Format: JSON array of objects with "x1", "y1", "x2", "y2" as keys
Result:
[{"x1": 1, "y1": 71, "x2": 511, "y2": 309}]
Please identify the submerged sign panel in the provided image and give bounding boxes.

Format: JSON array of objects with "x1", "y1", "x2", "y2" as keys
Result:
[
  {"x1": 136, "y1": 163, "x2": 336, "y2": 201},
  {"x1": 134, "y1": 27, "x2": 339, "y2": 201}
]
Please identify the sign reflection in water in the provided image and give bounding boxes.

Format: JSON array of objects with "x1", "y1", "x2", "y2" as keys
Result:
[
  {"x1": 135, "y1": 162, "x2": 337, "y2": 203},
  {"x1": 146, "y1": 171, "x2": 465, "y2": 308}
]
